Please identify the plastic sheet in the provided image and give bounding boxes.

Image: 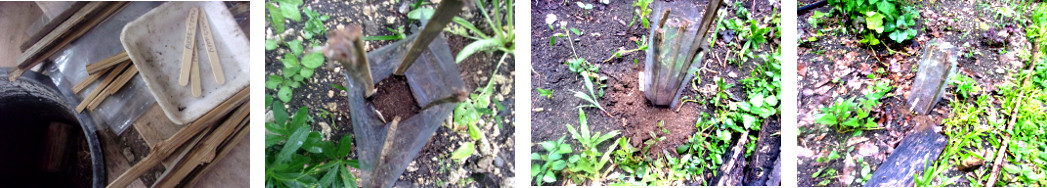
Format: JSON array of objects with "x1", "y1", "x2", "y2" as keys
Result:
[
  {"x1": 44, "y1": 2, "x2": 164, "y2": 135},
  {"x1": 643, "y1": 0, "x2": 705, "y2": 108},
  {"x1": 906, "y1": 39, "x2": 957, "y2": 115},
  {"x1": 346, "y1": 32, "x2": 465, "y2": 188}
]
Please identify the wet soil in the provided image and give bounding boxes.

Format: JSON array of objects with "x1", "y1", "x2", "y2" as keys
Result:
[{"x1": 797, "y1": 0, "x2": 1035, "y2": 186}]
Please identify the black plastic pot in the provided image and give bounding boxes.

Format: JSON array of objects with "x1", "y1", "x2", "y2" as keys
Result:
[{"x1": 0, "y1": 68, "x2": 105, "y2": 188}]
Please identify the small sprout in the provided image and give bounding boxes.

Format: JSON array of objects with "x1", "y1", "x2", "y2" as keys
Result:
[
  {"x1": 545, "y1": 14, "x2": 557, "y2": 29},
  {"x1": 537, "y1": 88, "x2": 553, "y2": 99}
]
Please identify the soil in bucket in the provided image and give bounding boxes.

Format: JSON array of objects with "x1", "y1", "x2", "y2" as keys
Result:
[{"x1": 370, "y1": 76, "x2": 421, "y2": 122}]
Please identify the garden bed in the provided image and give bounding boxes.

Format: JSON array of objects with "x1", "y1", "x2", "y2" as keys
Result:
[{"x1": 798, "y1": 0, "x2": 1047, "y2": 186}]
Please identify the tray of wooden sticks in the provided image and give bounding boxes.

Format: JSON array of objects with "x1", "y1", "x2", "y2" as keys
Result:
[{"x1": 120, "y1": 1, "x2": 248, "y2": 125}]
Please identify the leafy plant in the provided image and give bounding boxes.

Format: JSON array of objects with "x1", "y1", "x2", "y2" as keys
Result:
[
  {"x1": 564, "y1": 108, "x2": 621, "y2": 184},
  {"x1": 814, "y1": 80, "x2": 892, "y2": 133},
  {"x1": 443, "y1": 0, "x2": 515, "y2": 64},
  {"x1": 630, "y1": 0, "x2": 653, "y2": 28},
  {"x1": 266, "y1": 0, "x2": 303, "y2": 34},
  {"x1": 266, "y1": 42, "x2": 326, "y2": 102},
  {"x1": 827, "y1": 0, "x2": 920, "y2": 44},
  {"x1": 531, "y1": 136, "x2": 572, "y2": 185},
  {"x1": 572, "y1": 73, "x2": 607, "y2": 114},
  {"x1": 576, "y1": 2, "x2": 594, "y2": 16},
  {"x1": 537, "y1": 88, "x2": 553, "y2": 99},
  {"x1": 265, "y1": 95, "x2": 358, "y2": 187},
  {"x1": 603, "y1": 35, "x2": 649, "y2": 62},
  {"x1": 301, "y1": 8, "x2": 330, "y2": 40}
]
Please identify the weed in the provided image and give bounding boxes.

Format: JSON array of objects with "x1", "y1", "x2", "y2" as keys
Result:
[
  {"x1": 572, "y1": 73, "x2": 608, "y2": 114},
  {"x1": 630, "y1": 0, "x2": 654, "y2": 28},
  {"x1": 576, "y1": 2, "x2": 594, "y2": 16},
  {"x1": 827, "y1": 0, "x2": 920, "y2": 44},
  {"x1": 814, "y1": 80, "x2": 892, "y2": 133},
  {"x1": 564, "y1": 109, "x2": 621, "y2": 184},
  {"x1": 265, "y1": 95, "x2": 358, "y2": 187},
  {"x1": 531, "y1": 136, "x2": 572, "y2": 185},
  {"x1": 537, "y1": 88, "x2": 554, "y2": 99},
  {"x1": 603, "y1": 35, "x2": 649, "y2": 62}
]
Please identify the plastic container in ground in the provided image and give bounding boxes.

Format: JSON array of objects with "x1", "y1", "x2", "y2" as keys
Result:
[{"x1": 643, "y1": 0, "x2": 706, "y2": 108}]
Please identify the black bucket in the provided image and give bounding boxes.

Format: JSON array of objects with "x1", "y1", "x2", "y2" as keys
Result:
[{"x1": 0, "y1": 68, "x2": 105, "y2": 188}]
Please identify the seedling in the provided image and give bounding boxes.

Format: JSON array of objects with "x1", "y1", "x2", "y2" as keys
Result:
[
  {"x1": 537, "y1": 88, "x2": 553, "y2": 99},
  {"x1": 630, "y1": 0, "x2": 653, "y2": 28},
  {"x1": 603, "y1": 35, "x2": 649, "y2": 62},
  {"x1": 531, "y1": 136, "x2": 572, "y2": 185},
  {"x1": 564, "y1": 109, "x2": 621, "y2": 184},
  {"x1": 572, "y1": 73, "x2": 608, "y2": 115},
  {"x1": 576, "y1": 2, "x2": 593, "y2": 16},
  {"x1": 815, "y1": 80, "x2": 892, "y2": 133}
]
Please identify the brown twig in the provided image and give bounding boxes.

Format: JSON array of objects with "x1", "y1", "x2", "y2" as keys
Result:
[{"x1": 986, "y1": 45, "x2": 1040, "y2": 186}]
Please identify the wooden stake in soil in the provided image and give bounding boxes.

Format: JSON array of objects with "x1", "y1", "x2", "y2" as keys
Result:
[
  {"x1": 198, "y1": 10, "x2": 225, "y2": 85},
  {"x1": 393, "y1": 0, "x2": 465, "y2": 75},
  {"x1": 107, "y1": 87, "x2": 249, "y2": 188},
  {"x1": 179, "y1": 7, "x2": 199, "y2": 86}
]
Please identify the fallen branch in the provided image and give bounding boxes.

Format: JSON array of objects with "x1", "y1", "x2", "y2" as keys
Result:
[{"x1": 986, "y1": 45, "x2": 1040, "y2": 186}]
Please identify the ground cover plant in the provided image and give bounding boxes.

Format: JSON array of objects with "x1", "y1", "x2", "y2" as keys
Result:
[
  {"x1": 264, "y1": 0, "x2": 516, "y2": 186},
  {"x1": 798, "y1": 0, "x2": 1047, "y2": 186},
  {"x1": 531, "y1": 0, "x2": 782, "y2": 185}
]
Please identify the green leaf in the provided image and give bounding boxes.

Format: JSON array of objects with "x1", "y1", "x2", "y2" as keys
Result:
[
  {"x1": 267, "y1": 4, "x2": 285, "y2": 33},
  {"x1": 301, "y1": 52, "x2": 325, "y2": 69},
  {"x1": 468, "y1": 123, "x2": 482, "y2": 140},
  {"x1": 287, "y1": 40, "x2": 304, "y2": 57},
  {"x1": 266, "y1": 39, "x2": 279, "y2": 50},
  {"x1": 266, "y1": 75, "x2": 283, "y2": 89},
  {"x1": 340, "y1": 165, "x2": 357, "y2": 188},
  {"x1": 279, "y1": 3, "x2": 301, "y2": 22},
  {"x1": 456, "y1": 37, "x2": 502, "y2": 63},
  {"x1": 299, "y1": 67, "x2": 314, "y2": 78},
  {"x1": 450, "y1": 142, "x2": 475, "y2": 162},
  {"x1": 278, "y1": 86, "x2": 293, "y2": 102},
  {"x1": 750, "y1": 93, "x2": 765, "y2": 108},
  {"x1": 543, "y1": 173, "x2": 556, "y2": 183},
  {"x1": 570, "y1": 28, "x2": 581, "y2": 36},
  {"x1": 551, "y1": 160, "x2": 567, "y2": 170},
  {"x1": 407, "y1": 7, "x2": 435, "y2": 20},
  {"x1": 766, "y1": 94, "x2": 779, "y2": 106},
  {"x1": 276, "y1": 125, "x2": 310, "y2": 162},
  {"x1": 865, "y1": 11, "x2": 885, "y2": 33}
]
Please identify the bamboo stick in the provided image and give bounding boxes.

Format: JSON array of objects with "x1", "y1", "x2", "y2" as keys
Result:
[
  {"x1": 11, "y1": 2, "x2": 127, "y2": 81},
  {"x1": 85, "y1": 51, "x2": 129, "y2": 74},
  {"x1": 185, "y1": 119, "x2": 249, "y2": 188},
  {"x1": 73, "y1": 65, "x2": 114, "y2": 94},
  {"x1": 107, "y1": 87, "x2": 249, "y2": 188},
  {"x1": 103, "y1": 64, "x2": 138, "y2": 96},
  {"x1": 76, "y1": 61, "x2": 130, "y2": 112},
  {"x1": 153, "y1": 103, "x2": 249, "y2": 187},
  {"x1": 198, "y1": 10, "x2": 225, "y2": 85},
  {"x1": 19, "y1": 2, "x2": 88, "y2": 51},
  {"x1": 180, "y1": 7, "x2": 200, "y2": 86}
]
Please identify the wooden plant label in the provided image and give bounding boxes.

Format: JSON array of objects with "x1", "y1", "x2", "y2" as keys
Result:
[
  {"x1": 179, "y1": 7, "x2": 199, "y2": 86},
  {"x1": 192, "y1": 45, "x2": 202, "y2": 97},
  {"x1": 198, "y1": 10, "x2": 225, "y2": 85}
]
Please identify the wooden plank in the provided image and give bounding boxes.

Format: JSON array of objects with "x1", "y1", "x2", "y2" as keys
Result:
[
  {"x1": 153, "y1": 103, "x2": 249, "y2": 187},
  {"x1": 198, "y1": 10, "x2": 224, "y2": 84},
  {"x1": 179, "y1": 7, "x2": 199, "y2": 86},
  {"x1": 186, "y1": 122, "x2": 248, "y2": 187},
  {"x1": 85, "y1": 51, "x2": 128, "y2": 74},
  {"x1": 11, "y1": 2, "x2": 125, "y2": 81},
  {"x1": 187, "y1": 120, "x2": 249, "y2": 187},
  {"x1": 72, "y1": 65, "x2": 114, "y2": 94},
  {"x1": 19, "y1": 2, "x2": 86, "y2": 51},
  {"x1": 76, "y1": 61, "x2": 129, "y2": 112},
  {"x1": 865, "y1": 116, "x2": 947, "y2": 187},
  {"x1": 133, "y1": 105, "x2": 181, "y2": 148},
  {"x1": 15, "y1": 2, "x2": 104, "y2": 70},
  {"x1": 107, "y1": 86, "x2": 249, "y2": 188}
]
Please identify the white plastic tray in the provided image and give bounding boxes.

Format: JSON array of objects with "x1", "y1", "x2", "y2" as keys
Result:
[{"x1": 121, "y1": 1, "x2": 248, "y2": 125}]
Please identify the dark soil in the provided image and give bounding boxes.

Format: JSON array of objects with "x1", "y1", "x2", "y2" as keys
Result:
[
  {"x1": 797, "y1": 0, "x2": 1034, "y2": 186},
  {"x1": 532, "y1": 0, "x2": 781, "y2": 185},
  {"x1": 371, "y1": 76, "x2": 420, "y2": 122},
  {"x1": 265, "y1": 0, "x2": 515, "y2": 186}
]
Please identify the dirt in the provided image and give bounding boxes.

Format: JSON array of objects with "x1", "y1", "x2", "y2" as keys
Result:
[
  {"x1": 797, "y1": 0, "x2": 1034, "y2": 186},
  {"x1": 265, "y1": 0, "x2": 515, "y2": 186},
  {"x1": 532, "y1": 0, "x2": 781, "y2": 185},
  {"x1": 371, "y1": 76, "x2": 420, "y2": 122}
]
